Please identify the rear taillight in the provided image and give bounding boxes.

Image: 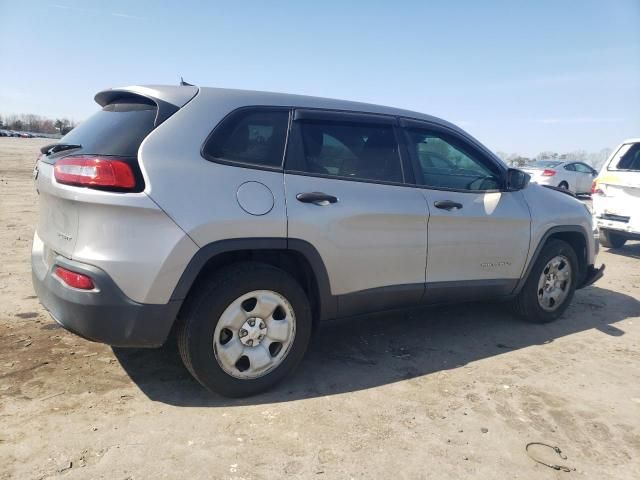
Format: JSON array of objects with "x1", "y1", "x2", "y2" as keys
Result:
[
  {"x1": 54, "y1": 156, "x2": 136, "y2": 191},
  {"x1": 542, "y1": 169, "x2": 556, "y2": 176},
  {"x1": 591, "y1": 179, "x2": 604, "y2": 195},
  {"x1": 54, "y1": 266, "x2": 95, "y2": 290}
]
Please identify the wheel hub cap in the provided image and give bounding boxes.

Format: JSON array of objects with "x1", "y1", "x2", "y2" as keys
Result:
[
  {"x1": 239, "y1": 317, "x2": 267, "y2": 346},
  {"x1": 212, "y1": 290, "x2": 296, "y2": 380},
  {"x1": 537, "y1": 255, "x2": 572, "y2": 311}
]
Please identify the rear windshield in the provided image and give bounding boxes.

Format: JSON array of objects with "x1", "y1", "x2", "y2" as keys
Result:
[
  {"x1": 609, "y1": 143, "x2": 640, "y2": 171},
  {"x1": 59, "y1": 98, "x2": 157, "y2": 157},
  {"x1": 530, "y1": 161, "x2": 562, "y2": 168}
]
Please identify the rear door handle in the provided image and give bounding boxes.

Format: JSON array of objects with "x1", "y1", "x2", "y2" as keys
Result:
[
  {"x1": 434, "y1": 200, "x2": 463, "y2": 211},
  {"x1": 296, "y1": 192, "x2": 338, "y2": 205}
]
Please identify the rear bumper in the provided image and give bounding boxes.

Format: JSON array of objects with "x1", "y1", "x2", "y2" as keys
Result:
[
  {"x1": 31, "y1": 234, "x2": 180, "y2": 347},
  {"x1": 578, "y1": 264, "x2": 605, "y2": 289},
  {"x1": 595, "y1": 216, "x2": 640, "y2": 237}
]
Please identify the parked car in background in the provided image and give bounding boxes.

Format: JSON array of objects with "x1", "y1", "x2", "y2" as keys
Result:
[
  {"x1": 522, "y1": 160, "x2": 597, "y2": 194},
  {"x1": 31, "y1": 85, "x2": 603, "y2": 397},
  {"x1": 592, "y1": 139, "x2": 640, "y2": 248},
  {"x1": 0, "y1": 129, "x2": 10, "y2": 137}
]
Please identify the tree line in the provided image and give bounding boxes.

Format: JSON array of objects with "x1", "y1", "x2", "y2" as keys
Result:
[
  {"x1": 496, "y1": 148, "x2": 613, "y2": 170},
  {"x1": 0, "y1": 113, "x2": 75, "y2": 135}
]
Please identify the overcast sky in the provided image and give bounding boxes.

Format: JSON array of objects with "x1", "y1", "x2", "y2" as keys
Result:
[{"x1": 1, "y1": 0, "x2": 638, "y2": 156}]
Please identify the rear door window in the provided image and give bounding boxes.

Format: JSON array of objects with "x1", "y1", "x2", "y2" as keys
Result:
[
  {"x1": 202, "y1": 109, "x2": 290, "y2": 168},
  {"x1": 58, "y1": 98, "x2": 157, "y2": 157},
  {"x1": 291, "y1": 119, "x2": 403, "y2": 183},
  {"x1": 574, "y1": 163, "x2": 593, "y2": 173}
]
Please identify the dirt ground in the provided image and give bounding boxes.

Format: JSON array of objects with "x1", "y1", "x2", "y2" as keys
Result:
[{"x1": 1, "y1": 137, "x2": 639, "y2": 480}]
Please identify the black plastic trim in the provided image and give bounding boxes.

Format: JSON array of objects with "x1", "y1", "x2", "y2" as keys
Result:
[
  {"x1": 169, "y1": 238, "x2": 337, "y2": 321},
  {"x1": 32, "y1": 254, "x2": 180, "y2": 347},
  {"x1": 424, "y1": 279, "x2": 518, "y2": 303},
  {"x1": 294, "y1": 108, "x2": 397, "y2": 125},
  {"x1": 579, "y1": 264, "x2": 605, "y2": 289},
  {"x1": 171, "y1": 238, "x2": 286, "y2": 300},
  {"x1": 512, "y1": 225, "x2": 591, "y2": 294},
  {"x1": 337, "y1": 283, "x2": 424, "y2": 317}
]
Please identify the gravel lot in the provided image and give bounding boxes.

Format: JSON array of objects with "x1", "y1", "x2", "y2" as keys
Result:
[{"x1": 1, "y1": 137, "x2": 639, "y2": 479}]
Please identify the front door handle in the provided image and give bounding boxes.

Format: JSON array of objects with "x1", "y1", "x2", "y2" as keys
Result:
[
  {"x1": 296, "y1": 192, "x2": 338, "y2": 205},
  {"x1": 434, "y1": 200, "x2": 463, "y2": 211}
]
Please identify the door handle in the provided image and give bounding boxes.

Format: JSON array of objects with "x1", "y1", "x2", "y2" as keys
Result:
[
  {"x1": 296, "y1": 192, "x2": 338, "y2": 205},
  {"x1": 434, "y1": 200, "x2": 463, "y2": 211}
]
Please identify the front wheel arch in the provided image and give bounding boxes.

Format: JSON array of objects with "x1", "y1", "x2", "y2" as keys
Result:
[{"x1": 515, "y1": 226, "x2": 589, "y2": 294}]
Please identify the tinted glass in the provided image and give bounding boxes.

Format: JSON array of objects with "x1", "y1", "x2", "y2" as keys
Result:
[
  {"x1": 203, "y1": 110, "x2": 289, "y2": 168},
  {"x1": 60, "y1": 99, "x2": 157, "y2": 157},
  {"x1": 296, "y1": 121, "x2": 402, "y2": 182},
  {"x1": 573, "y1": 163, "x2": 592, "y2": 173},
  {"x1": 564, "y1": 163, "x2": 576, "y2": 171},
  {"x1": 405, "y1": 129, "x2": 501, "y2": 191},
  {"x1": 615, "y1": 143, "x2": 640, "y2": 170}
]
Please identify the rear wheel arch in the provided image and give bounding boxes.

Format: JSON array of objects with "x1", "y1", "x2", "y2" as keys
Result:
[{"x1": 170, "y1": 238, "x2": 336, "y2": 326}]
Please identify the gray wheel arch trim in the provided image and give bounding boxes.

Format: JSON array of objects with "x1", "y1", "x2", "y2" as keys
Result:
[
  {"x1": 513, "y1": 225, "x2": 591, "y2": 295},
  {"x1": 169, "y1": 238, "x2": 337, "y2": 321}
]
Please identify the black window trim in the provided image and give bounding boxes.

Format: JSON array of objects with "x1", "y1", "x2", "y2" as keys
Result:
[
  {"x1": 293, "y1": 108, "x2": 396, "y2": 125},
  {"x1": 573, "y1": 162, "x2": 591, "y2": 173},
  {"x1": 285, "y1": 108, "x2": 408, "y2": 186},
  {"x1": 607, "y1": 142, "x2": 640, "y2": 172},
  {"x1": 399, "y1": 118, "x2": 508, "y2": 194},
  {"x1": 200, "y1": 106, "x2": 293, "y2": 172},
  {"x1": 199, "y1": 105, "x2": 510, "y2": 192}
]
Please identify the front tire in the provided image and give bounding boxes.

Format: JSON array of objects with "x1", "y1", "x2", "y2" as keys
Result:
[
  {"x1": 514, "y1": 239, "x2": 578, "y2": 323},
  {"x1": 599, "y1": 229, "x2": 626, "y2": 249},
  {"x1": 176, "y1": 262, "x2": 312, "y2": 397}
]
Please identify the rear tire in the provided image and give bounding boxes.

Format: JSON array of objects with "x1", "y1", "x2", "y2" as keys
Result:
[
  {"x1": 514, "y1": 239, "x2": 578, "y2": 324},
  {"x1": 176, "y1": 262, "x2": 312, "y2": 397},
  {"x1": 599, "y1": 229, "x2": 626, "y2": 249},
  {"x1": 558, "y1": 181, "x2": 569, "y2": 190}
]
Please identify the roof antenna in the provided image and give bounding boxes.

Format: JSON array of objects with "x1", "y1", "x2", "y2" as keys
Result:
[{"x1": 180, "y1": 76, "x2": 194, "y2": 86}]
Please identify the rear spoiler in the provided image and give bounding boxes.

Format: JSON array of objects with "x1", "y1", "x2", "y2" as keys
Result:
[{"x1": 94, "y1": 85, "x2": 198, "y2": 127}]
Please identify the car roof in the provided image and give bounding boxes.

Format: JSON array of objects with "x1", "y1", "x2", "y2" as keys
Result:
[
  {"x1": 98, "y1": 84, "x2": 463, "y2": 133},
  {"x1": 95, "y1": 84, "x2": 506, "y2": 167}
]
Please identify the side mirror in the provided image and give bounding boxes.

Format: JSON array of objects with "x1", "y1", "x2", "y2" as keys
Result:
[{"x1": 505, "y1": 168, "x2": 530, "y2": 191}]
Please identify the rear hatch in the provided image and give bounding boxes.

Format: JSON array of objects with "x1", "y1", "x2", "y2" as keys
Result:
[{"x1": 35, "y1": 85, "x2": 197, "y2": 259}]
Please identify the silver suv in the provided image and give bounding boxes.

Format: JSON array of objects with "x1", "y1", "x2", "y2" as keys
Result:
[{"x1": 32, "y1": 85, "x2": 604, "y2": 397}]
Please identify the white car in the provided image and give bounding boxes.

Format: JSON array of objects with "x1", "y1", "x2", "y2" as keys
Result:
[
  {"x1": 592, "y1": 139, "x2": 640, "y2": 248},
  {"x1": 522, "y1": 160, "x2": 597, "y2": 194}
]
